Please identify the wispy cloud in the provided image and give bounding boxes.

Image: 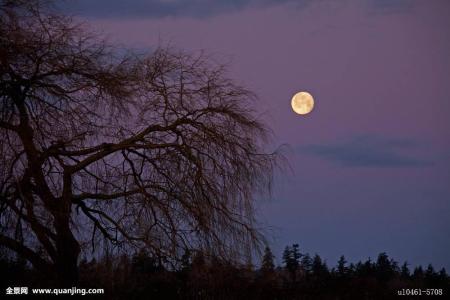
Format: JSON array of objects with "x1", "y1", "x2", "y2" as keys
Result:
[
  {"x1": 300, "y1": 135, "x2": 433, "y2": 168},
  {"x1": 365, "y1": 0, "x2": 415, "y2": 14},
  {"x1": 59, "y1": 0, "x2": 309, "y2": 19},
  {"x1": 59, "y1": 0, "x2": 416, "y2": 19}
]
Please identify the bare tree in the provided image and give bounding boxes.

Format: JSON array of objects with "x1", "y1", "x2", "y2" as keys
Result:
[{"x1": 0, "y1": 1, "x2": 280, "y2": 284}]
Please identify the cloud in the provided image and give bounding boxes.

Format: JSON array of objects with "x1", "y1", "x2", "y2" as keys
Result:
[
  {"x1": 365, "y1": 0, "x2": 415, "y2": 14},
  {"x1": 58, "y1": 0, "x2": 416, "y2": 19},
  {"x1": 58, "y1": 0, "x2": 309, "y2": 19},
  {"x1": 300, "y1": 135, "x2": 433, "y2": 168}
]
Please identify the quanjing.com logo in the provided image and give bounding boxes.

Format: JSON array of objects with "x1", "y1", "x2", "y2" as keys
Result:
[{"x1": 5, "y1": 286, "x2": 104, "y2": 296}]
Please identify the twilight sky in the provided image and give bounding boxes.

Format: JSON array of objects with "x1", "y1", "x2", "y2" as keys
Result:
[{"x1": 61, "y1": 0, "x2": 450, "y2": 269}]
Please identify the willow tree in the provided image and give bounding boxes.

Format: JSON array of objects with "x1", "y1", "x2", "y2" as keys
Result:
[{"x1": 0, "y1": 1, "x2": 279, "y2": 284}]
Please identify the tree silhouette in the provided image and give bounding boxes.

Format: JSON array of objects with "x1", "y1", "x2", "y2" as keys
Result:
[
  {"x1": 0, "y1": 0, "x2": 280, "y2": 284},
  {"x1": 261, "y1": 246, "x2": 275, "y2": 274},
  {"x1": 400, "y1": 261, "x2": 410, "y2": 278},
  {"x1": 375, "y1": 252, "x2": 395, "y2": 283},
  {"x1": 301, "y1": 252, "x2": 313, "y2": 275},
  {"x1": 283, "y1": 244, "x2": 301, "y2": 282},
  {"x1": 425, "y1": 264, "x2": 437, "y2": 283},
  {"x1": 180, "y1": 249, "x2": 192, "y2": 273},
  {"x1": 438, "y1": 268, "x2": 448, "y2": 284},
  {"x1": 1, "y1": 240, "x2": 449, "y2": 298},
  {"x1": 337, "y1": 255, "x2": 347, "y2": 277},
  {"x1": 311, "y1": 254, "x2": 328, "y2": 278},
  {"x1": 413, "y1": 266, "x2": 424, "y2": 281}
]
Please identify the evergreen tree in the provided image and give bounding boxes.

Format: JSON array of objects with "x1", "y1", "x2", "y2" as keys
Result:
[
  {"x1": 337, "y1": 255, "x2": 347, "y2": 276},
  {"x1": 312, "y1": 254, "x2": 329, "y2": 277},
  {"x1": 181, "y1": 249, "x2": 192, "y2": 273},
  {"x1": 354, "y1": 261, "x2": 363, "y2": 276},
  {"x1": 376, "y1": 252, "x2": 395, "y2": 282},
  {"x1": 292, "y1": 244, "x2": 301, "y2": 267},
  {"x1": 301, "y1": 253, "x2": 312, "y2": 274},
  {"x1": 348, "y1": 263, "x2": 355, "y2": 276},
  {"x1": 438, "y1": 268, "x2": 448, "y2": 284},
  {"x1": 360, "y1": 258, "x2": 375, "y2": 277},
  {"x1": 261, "y1": 246, "x2": 275, "y2": 273},
  {"x1": 283, "y1": 244, "x2": 300, "y2": 282},
  {"x1": 425, "y1": 264, "x2": 437, "y2": 283},
  {"x1": 413, "y1": 266, "x2": 424, "y2": 280},
  {"x1": 401, "y1": 262, "x2": 410, "y2": 278},
  {"x1": 282, "y1": 246, "x2": 291, "y2": 267}
]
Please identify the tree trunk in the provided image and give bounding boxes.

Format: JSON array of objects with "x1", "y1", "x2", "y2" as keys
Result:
[{"x1": 54, "y1": 208, "x2": 80, "y2": 286}]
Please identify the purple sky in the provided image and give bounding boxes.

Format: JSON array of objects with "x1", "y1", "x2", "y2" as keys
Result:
[{"x1": 62, "y1": 0, "x2": 450, "y2": 269}]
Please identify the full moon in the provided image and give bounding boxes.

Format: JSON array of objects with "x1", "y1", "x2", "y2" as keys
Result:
[{"x1": 291, "y1": 91, "x2": 314, "y2": 115}]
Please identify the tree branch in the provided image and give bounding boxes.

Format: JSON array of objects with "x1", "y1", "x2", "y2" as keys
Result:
[{"x1": 0, "y1": 234, "x2": 54, "y2": 273}]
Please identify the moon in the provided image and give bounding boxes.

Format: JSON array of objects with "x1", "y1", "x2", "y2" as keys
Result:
[{"x1": 291, "y1": 91, "x2": 314, "y2": 115}]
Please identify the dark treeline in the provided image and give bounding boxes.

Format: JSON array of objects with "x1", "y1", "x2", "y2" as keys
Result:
[{"x1": 1, "y1": 244, "x2": 448, "y2": 299}]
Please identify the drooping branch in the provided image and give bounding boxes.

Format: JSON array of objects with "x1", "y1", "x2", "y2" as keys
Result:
[{"x1": 0, "y1": 234, "x2": 54, "y2": 273}]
